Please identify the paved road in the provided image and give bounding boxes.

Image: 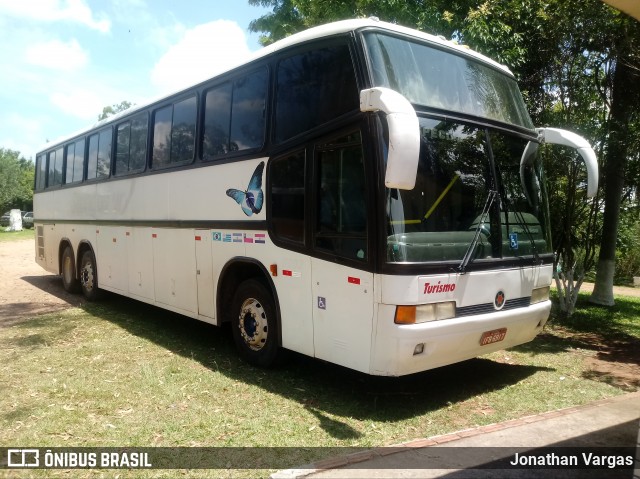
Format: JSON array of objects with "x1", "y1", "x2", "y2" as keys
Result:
[{"x1": 273, "y1": 392, "x2": 640, "y2": 479}]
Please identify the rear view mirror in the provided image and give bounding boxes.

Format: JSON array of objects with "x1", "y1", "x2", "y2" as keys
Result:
[
  {"x1": 521, "y1": 128, "x2": 599, "y2": 197},
  {"x1": 360, "y1": 87, "x2": 420, "y2": 190}
]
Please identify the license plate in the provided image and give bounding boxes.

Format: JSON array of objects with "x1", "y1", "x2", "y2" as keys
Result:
[{"x1": 480, "y1": 328, "x2": 507, "y2": 346}]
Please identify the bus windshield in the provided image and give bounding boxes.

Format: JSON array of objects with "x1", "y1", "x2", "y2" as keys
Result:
[
  {"x1": 386, "y1": 117, "x2": 552, "y2": 265},
  {"x1": 364, "y1": 32, "x2": 534, "y2": 130}
]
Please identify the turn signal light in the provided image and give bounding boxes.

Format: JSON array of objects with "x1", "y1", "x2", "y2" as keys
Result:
[{"x1": 394, "y1": 301, "x2": 456, "y2": 324}]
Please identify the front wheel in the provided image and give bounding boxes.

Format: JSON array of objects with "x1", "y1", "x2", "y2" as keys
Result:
[
  {"x1": 79, "y1": 249, "x2": 101, "y2": 301},
  {"x1": 230, "y1": 279, "x2": 282, "y2": 368}
]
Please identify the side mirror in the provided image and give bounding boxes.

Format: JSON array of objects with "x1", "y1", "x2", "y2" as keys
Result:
[
  {"x1": 360, "y1": 87, "x2": 420, "y2": 190},
  {"x1": 521, "y1": 127, "x2": 599, "y2": 198}
]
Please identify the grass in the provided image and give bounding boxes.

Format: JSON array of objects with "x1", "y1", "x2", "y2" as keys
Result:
[
  {"x1": 0, "y1": 228, "x2": 34, "y2": 242},
  {"x1": 0, "y1": 291, "x2": 638, "y2": 478},
  {"x1": 551, "y1": 291, "x2": 640, "y2": 339}
]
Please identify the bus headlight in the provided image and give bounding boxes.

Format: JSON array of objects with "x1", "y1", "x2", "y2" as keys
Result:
[
  {"x1": 395, "y1": 302, "x2": 456, "y2": 324},
  {"x1": 531, "y1": 286, "x2": 550, "y2": 304}
]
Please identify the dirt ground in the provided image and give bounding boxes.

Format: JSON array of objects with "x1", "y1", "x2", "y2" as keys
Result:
[
  {"x1": 1, "y1": 238, "x2": 638, "y2": 390},
  {"x1": 0, "y1": 238, "x2": 83, "y2": 328}
]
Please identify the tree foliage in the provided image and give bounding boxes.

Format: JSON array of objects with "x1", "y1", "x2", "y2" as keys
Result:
[
  {"x1": 0, "y1": 148, "x2": 34, "y2": 212},
  {"x1": 98, "y1": 101, "x2": 134, "y2": 121},
  {"x1": 249, "y1": 0, "x2": 640, "y2": 313}
]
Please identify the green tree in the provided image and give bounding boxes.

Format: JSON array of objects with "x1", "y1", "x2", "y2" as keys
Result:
[
  {"x1": 0, "y1": 148, "x2": 34, "y2": 212},
  {"x1": 98, "y1": 101, "x2": 134, "y2": 121},
  {"x1": 249, "y1": 0, "x2": 640, "y2": 311},
  {"x1": 589, "y1": 16, "x2": 640, "y2": 305}
]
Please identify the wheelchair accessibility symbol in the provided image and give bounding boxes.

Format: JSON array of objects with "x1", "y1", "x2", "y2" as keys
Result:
[
  {"x1": 509, "y1": 232, "x2": 518, "y2": 250},
  {"x1": 317, "y1": 297, "x2": 326, "y2": 310}
]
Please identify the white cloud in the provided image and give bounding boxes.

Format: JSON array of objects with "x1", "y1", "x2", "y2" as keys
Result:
[
  {"x1": 25, "y1": 39, "x2": 88, "y2": 71},
  {"x1": 0, "y1": 114, "x2": 46, "y2": 160},
  {"x1": 151, "y1": 20, "x2": 252, "y2": 94},
  {"x1": 50, "y1": 89, "x2": 106, "y2": 121},
  {"x1": 0, "y1": 0, "x2": 110, "y2": 32}
]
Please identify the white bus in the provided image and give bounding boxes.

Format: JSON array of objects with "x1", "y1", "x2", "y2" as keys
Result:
[{"x1": 33, "y1": 18, "x2": 598, "y2": 376}]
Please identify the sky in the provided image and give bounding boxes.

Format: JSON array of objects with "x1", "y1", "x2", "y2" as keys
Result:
[{"x1": 0, "y1": 0, "x2": 270, "y2": 160}]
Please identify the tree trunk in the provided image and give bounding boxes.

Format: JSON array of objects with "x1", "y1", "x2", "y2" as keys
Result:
[{"x1": 589, "y1": 25, "x2": 638, "y2": 306}]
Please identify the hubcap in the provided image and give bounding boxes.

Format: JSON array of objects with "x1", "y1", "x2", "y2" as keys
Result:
[
  {"x1": 81, "y1": 261, "x2": 94, "y2": 291},
  {"x1": 238, "y1": 298, "x2": 268, "y2": 351}
]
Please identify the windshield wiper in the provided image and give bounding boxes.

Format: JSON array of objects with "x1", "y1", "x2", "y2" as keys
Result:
[{"x1": 458, "y1": 189, "x2": 497, "y2": 274}]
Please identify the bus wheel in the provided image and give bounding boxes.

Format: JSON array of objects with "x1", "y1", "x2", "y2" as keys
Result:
[
  {"x1": 231, "y1": 279, "x2": 281, "y2": 367},
  {"x1": 79, "y1": 250, "x2": 100, "y2": 301},
  {"x1": 61, "y1": 245, "x2": 80, "y2": 293}
]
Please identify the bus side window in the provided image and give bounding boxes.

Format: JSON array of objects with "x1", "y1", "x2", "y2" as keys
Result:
[
  {"x1": 270, "y1": 150, "x2": 306, "y2": 244},
  {"x1": 47, "y1": 147, "x2": 63, "y2": 187},
  {"x1": 275, "y1": 44, "x2": 358, "y2": 144},
  {"x1": 314, "y1": 132, "x2": 367, "y2": 261},
  {"x1": 35, "y1": 155, "x2": 46, "y2": 190},
  {"x1": 202, "y1": 83, "x2": 232, "y2": 158},
  {"x1": 153, "y1": 96, "x2": 196, "y2": 168},
  {"x1": 202, "y1": 68, "x2": 267, "y2": 160},
  {"x1": 64, "y1": 138, "x2": 85, "y2": 183},
  {"x1": 87, "y1": 129, "x2": 111, "y2": 180},
  {"x1": 115, "y1": 113, "x2": 148, "y2": 176}
]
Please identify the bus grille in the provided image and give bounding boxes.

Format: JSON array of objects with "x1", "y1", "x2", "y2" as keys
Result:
[
  {"x1": 37, "y1": 226, "x2": 45, "y2": 259},
  {"x1": 456, "y1": 296, "x2": 531, "y2": 317}
]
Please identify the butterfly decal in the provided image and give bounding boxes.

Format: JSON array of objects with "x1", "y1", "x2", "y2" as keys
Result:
[{"x1": 226, "y1": 161, "x2": 265, "y2": 216}]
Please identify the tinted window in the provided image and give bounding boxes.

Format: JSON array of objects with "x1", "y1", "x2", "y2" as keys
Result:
[
  {"x1": 202, "y1": 69, "x2": 267, "y2": 160},
  {"x1": 35, "y1": 155, "x2": 46, "y2": 190},
  {"x1": 97, "y1": 129, "x2": 112, "y2": 178},
  {"x1": 48, "y1": 151, "x2": 55, "y2": 186},
  {"x1": 65, "y1": 143, "x2": 76, "y2": 184},
  {"x1": 203, "y1": 83, "x2": 232, "y2": 158},
  {"x1": 87, "y1": 129, "x2": 111, "y2": 180},
  {"x1": 87, "y1": 133, "x2": 99, "y2": 179},
  {"x1": 171, "y1": 96, "x2": 197, "y2": 163},
  {"x1": 130, "y1": 115, "x2": 148, "y2": 171},
  {"x1": 364, "y1": 33, "x2": 534, "y2": 129},
  {"x1": 315, "y1": 132, "x2": 367, "y2": 260},
  {"x1": 65, "y1": 139, "x2": 84, "y2": 184},
  {"x1": 152, "y1": 106, "x2": 172, "y2": 167},
  {"x1": 47, "y1": 147, "x2": 63, "y2": 187},
  {"x1": 276, "y1": 45, "x2": 358, "y2": 143},
  {"x1": 153, "y1": 96, "x2": 197, "y2": 168},
  {"x1": 271, "y1": 151, "x2": 305, "y2": 243},
  {"x1": 231, "y1": 70, "x2": 267, "y2": 151},
  {"x1": 116, "y1": 123, "x2": 131, "y2": 174},
  {"x1": 115, "y1": 114, "x2": 148, "y2": 175}
]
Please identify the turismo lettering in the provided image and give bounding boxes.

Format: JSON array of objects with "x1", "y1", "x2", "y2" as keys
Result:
[{"x1": 423, "y1": 281, "x2": 456, "y2": 295}]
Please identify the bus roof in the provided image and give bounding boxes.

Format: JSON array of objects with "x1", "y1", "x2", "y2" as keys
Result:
[{"x1": 38, "y1": 18, "x2": 512, "y2": 153}]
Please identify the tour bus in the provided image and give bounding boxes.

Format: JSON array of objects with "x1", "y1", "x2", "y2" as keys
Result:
[{"x1": 33, "y1": 18, "x2": 598, "y2": 376}]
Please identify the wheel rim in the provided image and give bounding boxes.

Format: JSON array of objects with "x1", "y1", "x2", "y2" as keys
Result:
[
  {"x1": 238, "y1": 298, "x2": 268, "y2": 351},
  {"x1": 81, "y1": 260, "x2": 94, "y2": 291}
]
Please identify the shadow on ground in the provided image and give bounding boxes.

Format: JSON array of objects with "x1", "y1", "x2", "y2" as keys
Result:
[{"x1": 13, "y1": 275, "x2": 557, "y2": 427}]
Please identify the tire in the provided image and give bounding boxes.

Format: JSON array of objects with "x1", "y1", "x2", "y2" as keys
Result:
[
  {"x1": 61, "y1": 245, "x2": 80, "y2": 293},
  {"x1": 230, "y1": 279, "x2": 282, "y2": 368},
  {"x1": 79, "y1": 249, "x2": 101, "y2": 301}
]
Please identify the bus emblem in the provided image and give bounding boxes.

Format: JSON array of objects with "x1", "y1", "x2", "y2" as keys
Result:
[{"x1": 494, "y1": 291, "x2": 506, "y2": 310}]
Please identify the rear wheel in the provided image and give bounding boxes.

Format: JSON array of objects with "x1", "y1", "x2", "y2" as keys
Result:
[
  {"x1": 79, "y1": 249, "x2": 101, "y2": 301},
  {"x1": 61, "y1": 245, "x2": 80, "y2": 293},
  {"x1": 231, "y1": 279, "x2": 282, "y2": 368}
]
